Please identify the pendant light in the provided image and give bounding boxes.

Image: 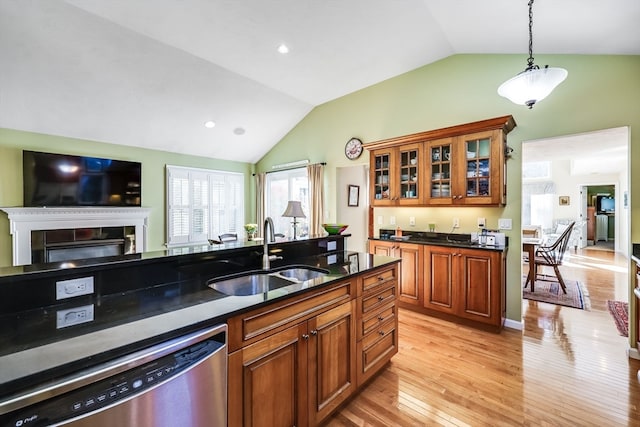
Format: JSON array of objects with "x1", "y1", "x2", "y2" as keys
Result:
[{"x1": 497, "y1": 0, "x2": 567, "y2": 109}]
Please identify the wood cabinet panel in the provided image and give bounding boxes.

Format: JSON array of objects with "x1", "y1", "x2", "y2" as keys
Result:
[
  {"x1": 367, "y1": 240, "x2": 422, "y2": 305},
  {"x1": 425, "y1": 247, "x2": 455, "y2": 312}
]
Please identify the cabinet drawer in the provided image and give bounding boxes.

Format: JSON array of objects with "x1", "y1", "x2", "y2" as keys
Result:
[
  {"x1": 358, "y1": 318, "x2": 397, "y2": 385},
  {"x1": 361, "y1": 266, "x2": 397, "y2": 295},
  {"x1": 228, "y1": 280, "x2": 353, "y2": 351},
  {"x1": 361, "y1": 282, "x2": 396, "y2": 314},
  {"x1": 360, "y1": 302, "x2": 396, "y2": 339}
]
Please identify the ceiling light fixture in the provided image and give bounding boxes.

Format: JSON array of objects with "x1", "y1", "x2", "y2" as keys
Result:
[
  {"x1": 204, "y1": 120, "x2": 216, "y2": 128},
  {"x1": 497, "y1": 0, "x2": 567, "y2": 109},
  {"x1": 277, "y1": 43, "x2": 289, "y2": 54}
]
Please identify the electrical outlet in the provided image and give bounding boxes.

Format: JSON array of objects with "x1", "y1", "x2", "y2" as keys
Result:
[
  {"x1": 477, "y1": 217, "x2": 486, "y2": 228},
  {"x1": 56, "y1": 304, "x2": 94, "y2": 329},
  {"x1": 390, "y1": 216, "x2": 396, "y2": 225},
  {"x1": 452, "y1": 218, "x2": 460, "y2": 228},
  {"x1": 498, "y1": 218, "x2": 513, "y2": 230},
  {"x1": 409, "y1": 216, "x2": 415, "y2": 226},
  {"x1": 56, "y1": 277, "x2": 94, "y2": 300},
  {"x1": 377, "y1": 216, "x2": 383, "y2": 225}
]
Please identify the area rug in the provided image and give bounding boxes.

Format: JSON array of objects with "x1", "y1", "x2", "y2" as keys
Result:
[
  {"x1": 606, "y1": 300, "x2": 629, "y2": 337},
  {"x1": 523, "y1": 277, "x2": 590, "y2": 310}
]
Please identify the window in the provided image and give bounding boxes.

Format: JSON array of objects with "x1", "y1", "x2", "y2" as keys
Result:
[
  {"x1": 522, "y1": 161, "x2": 551, "y2": 180},
  {"x1": 266, "y1": 168, "x2": 309, "y2": 237},
  {"x1": 166, "y1": 165, "x2": 244, "y2": 246}
]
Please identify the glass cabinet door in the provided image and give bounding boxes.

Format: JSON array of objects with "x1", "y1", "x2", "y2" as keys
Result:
[
  {"x1": 373, "y1": 152, "x2": 391, "y2": 201},
  {"x1": 465, "y1": 137, "x2": 491, "y2": 198},
  {"x1": 399, "y1": 145, "x2": 420, "y2": 201},
  {"x1": 430, "y1": 142, "x2": 452, "y2": 199}
]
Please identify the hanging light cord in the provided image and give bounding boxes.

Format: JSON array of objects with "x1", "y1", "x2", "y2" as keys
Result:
[{"x1": 525, "y1": 0, "x2": 538, "y2": 71}]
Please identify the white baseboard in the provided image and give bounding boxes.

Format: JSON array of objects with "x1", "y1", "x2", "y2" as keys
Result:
[{"x1": 504, "y1": 318, "x2": 523, "y2": 330}]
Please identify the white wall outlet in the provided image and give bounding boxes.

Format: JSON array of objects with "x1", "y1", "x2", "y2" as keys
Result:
[
  {"x1": 477, "y1": 217, "x2": 486, "y2": 228},
  {"x1": 56, "y1": 304, "x2": 94, "y2": 329},
  {"x1": 377, "y1": 216, "x2": 383, "y2": 225},
  {"x1": 498, "y1": 218, "x2": 513, "y2": 230},
  {"x1": 56, "y1": 276, "x2": 94, "y2": 300},
  {"x1": 452, "y1": 218, "x2": 460, "y2": 228},
  {"x1": 390, "y1": 216, "x2": 396, "y2": 225},
  {"x1": 409, "y1": 216, "x2": 415, "y2": 226}
]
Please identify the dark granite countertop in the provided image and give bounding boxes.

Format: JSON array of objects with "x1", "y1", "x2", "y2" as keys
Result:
[
  {"x1": 0, "y1": 241, "x2": 396, "y2": 400},
  {"x1": 371, "y1": 229, "x2": 508, "y2": 252}
]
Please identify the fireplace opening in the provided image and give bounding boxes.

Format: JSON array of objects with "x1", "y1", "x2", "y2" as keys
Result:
[{"x1": 31, "y1": 226, "x2": 136, "y2": 264}]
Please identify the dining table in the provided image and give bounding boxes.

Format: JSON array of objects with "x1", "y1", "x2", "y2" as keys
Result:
[{"x1": 523, "y1": 237, "x2": 544, "y2": 291}]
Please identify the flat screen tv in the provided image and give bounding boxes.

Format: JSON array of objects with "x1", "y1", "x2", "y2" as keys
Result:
[
  {"x1": 596, "y1": 195, "x2": 615, "y2": 214},
  {"x1": 23, "y1": 150, "x2": 141, "y2": 207}
]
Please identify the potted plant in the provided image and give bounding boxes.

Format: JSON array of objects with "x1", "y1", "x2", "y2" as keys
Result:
[{"x1": 244, "y1": 223, "x2": 258, "y2": 240}]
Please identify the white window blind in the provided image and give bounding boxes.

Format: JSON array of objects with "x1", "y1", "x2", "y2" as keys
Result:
[{"x1": 166, "y1": 165, "x2": 244, "y2": 246}]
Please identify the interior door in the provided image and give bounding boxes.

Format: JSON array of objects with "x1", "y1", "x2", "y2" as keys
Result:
[{"x1": 579, "y1": 186, "x2": 588, "y2": 249}]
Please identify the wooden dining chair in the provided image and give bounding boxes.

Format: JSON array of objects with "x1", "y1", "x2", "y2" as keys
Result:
[{"x1": 531, "y1": 221, "x2": 575, "y2": 294}]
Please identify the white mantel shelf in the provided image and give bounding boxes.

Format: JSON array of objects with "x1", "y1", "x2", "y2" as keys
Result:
[{"x1": 0, "y1": 207, "x2": 152, "y2": 266}]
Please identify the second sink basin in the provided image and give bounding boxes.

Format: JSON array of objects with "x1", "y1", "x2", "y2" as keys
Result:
[{"x1": 276, "y1": 267, "x2": 327, "y2": 282}]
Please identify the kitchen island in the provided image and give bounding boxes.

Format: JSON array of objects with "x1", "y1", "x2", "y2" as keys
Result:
[{"x1": 0, "y1": 234, "x2": 399, "y2": 426}]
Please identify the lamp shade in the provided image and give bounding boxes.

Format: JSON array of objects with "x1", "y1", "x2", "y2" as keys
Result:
[
  {"x1": 282, "y1": 201, "x2": 306, "y2": 218},
  {"x1": 497, "y1": 66, "x2": 568, "y2": 108}
]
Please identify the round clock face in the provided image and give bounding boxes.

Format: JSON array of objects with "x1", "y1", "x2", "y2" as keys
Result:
[{"x1": 345, "y1": 138, "x2": 363, "y2": 160}]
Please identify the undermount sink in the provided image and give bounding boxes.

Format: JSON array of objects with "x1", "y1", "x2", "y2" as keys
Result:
[
  {"x1": 208, "y1": 266, "x2": 329, "y2": 296},
  {"x1": 276, "y1": 267, "x2": 327, "y2": 282}
]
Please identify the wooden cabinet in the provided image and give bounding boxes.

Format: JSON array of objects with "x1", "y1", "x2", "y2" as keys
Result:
[
  {"x1": 370, "y1": 143, "x2": 424, "y2": 206},
  {"x1": 356, "y1": 264, "x2": 399, "y2": 385},
  {"x1": 368, "y1": 240, "x2": 423, "y2": 306},
  {"x1": 227, "y1": 265, "x2": 400, "y2": 427},
  {"x1": 366, "y1": 115, "x2": 515, "y2": 207},
  {"x1": 423, "y1": 245, "x2": 505, "y2": 327}
]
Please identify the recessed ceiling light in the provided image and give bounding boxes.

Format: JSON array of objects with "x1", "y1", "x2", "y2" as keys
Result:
[
  {"x1": 233, "y1": 127, "x2": 246, "y2": 135},
  {"x1": 204, "y1": 120, "x2": 216, "y2": 128},
  {"x1": 277, "y1": 44, "x2": 289, "y2": 54}
]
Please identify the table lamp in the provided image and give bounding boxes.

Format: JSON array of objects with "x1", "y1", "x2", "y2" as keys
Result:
[{"x1": 282, "y1": 200, "x2": 306, "y2": 240}]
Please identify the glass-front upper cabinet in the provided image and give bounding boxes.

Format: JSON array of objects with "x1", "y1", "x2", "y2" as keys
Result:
[
  {"x1": 456, "y1": 130, "x2": 504, "y2": 206},
  {"x1": 370, "y1": 148, "x2": 394, "y2": 206},
  {"x1": 427, "y1": 138, "x2": 453, "y2": 205},
  {"x1": 398, "y1": 143, "x2": 423, "y2": 205}
]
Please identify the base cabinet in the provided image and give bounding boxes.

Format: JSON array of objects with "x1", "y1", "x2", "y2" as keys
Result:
[
  {"x1": 424, "y1": 245, "x2": 504, "y2": 327},
  {"x1": 368, "y1": 240, "x2": 423, "y2": 306},
  {"x1": 227, "y1": 265, "x2": 399, "y2": 427}
]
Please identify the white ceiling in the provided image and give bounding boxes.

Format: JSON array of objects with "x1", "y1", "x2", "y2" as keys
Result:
[
  {"x1": 1, "y1": 0, "x2": 639, "y2": 163},
  {"x1": 522, "y1": 127, "x2": 629, "y2": 176}
]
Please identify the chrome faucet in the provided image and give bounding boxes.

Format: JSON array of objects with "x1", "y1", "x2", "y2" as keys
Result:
[{"x1": 262, "y1": 217, "x2": 281, "y2": 269}]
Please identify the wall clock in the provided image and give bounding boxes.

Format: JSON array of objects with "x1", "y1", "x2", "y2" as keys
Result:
[{"x1": 344, "y1": 137, "x2": 363, "y2": 160}]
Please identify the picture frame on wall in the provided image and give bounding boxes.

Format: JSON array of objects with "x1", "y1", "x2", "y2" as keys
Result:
[{"x1": 348, "y1": 185, "x2": 359, "y2": 207}]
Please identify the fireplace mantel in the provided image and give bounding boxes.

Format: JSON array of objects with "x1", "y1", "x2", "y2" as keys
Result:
[{"x1": 1, "y1": 207, "x2": 152, "y2": 266}]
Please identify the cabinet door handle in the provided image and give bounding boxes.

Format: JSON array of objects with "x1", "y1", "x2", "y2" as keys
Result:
[
  {"x1": 302, "y1": 334, "x2": 309, "y2": 340},
  {"x1": 310, "y1": 329, "x2": 318, "y2": 335}
]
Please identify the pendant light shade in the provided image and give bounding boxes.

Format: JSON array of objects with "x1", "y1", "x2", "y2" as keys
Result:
[
  {"x1": 498, "y1": 66, "x2": 567, "y2": 108},
  {"x1": 497, "y1": 0, "x2": 567, "y2": 109}
]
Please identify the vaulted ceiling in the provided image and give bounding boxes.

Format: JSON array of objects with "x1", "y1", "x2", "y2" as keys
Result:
[{"x1": 1, "y1": 0, "x2": 639, "y2": 163}]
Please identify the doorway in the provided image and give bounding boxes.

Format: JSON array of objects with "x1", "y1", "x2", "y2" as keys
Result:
[{"x1": 582, "y1": 184, "x2": 616, "y2": 251}]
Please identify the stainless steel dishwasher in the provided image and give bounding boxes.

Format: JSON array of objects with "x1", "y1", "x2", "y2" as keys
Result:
[{"x1": 0, "y1": 324, "x2": 227, "y2": 427}]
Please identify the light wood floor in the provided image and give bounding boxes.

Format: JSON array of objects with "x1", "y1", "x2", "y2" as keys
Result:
[{"x1": 325, "y1": 247, "x2": 640, "y2": 426}]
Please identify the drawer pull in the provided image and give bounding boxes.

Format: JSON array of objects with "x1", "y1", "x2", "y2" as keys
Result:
[
  {"x1": 378, "y1": 330, "x2": 385, "y2": 336},
  {"x1": 378, "y1": 276, "x2": 385, "y2": 281},
  {"x1": 377, "y1": 316, "x2": 384, "y2": 321},
  {"x1": 377, "y1": 295, "x2": 384, "y2": 301}
]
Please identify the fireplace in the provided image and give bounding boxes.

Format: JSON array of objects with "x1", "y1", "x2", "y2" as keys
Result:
[{"x1": 1, "y1": 207, "x2": 151, "y2": 266}]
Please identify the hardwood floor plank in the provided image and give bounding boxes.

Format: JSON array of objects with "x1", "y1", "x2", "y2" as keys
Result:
[{"x1": 324, "y1": 248, "x2": 640, "y2": 426}]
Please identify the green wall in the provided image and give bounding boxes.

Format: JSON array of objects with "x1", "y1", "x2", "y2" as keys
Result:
[
  {"x1": 257, "y1": 54, "x2": 640, "y2": 330},
  {"x1": 0, "y1": 128, "x2": 254, "y2": 266}
]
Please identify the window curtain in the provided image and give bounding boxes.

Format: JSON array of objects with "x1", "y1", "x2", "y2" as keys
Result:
[
  {"x1": 307, "y1": 163, "x2": 324, "y2": 236},
  {"x1": 255, "y1": 172, "x2": 266, "y2": 238}
]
